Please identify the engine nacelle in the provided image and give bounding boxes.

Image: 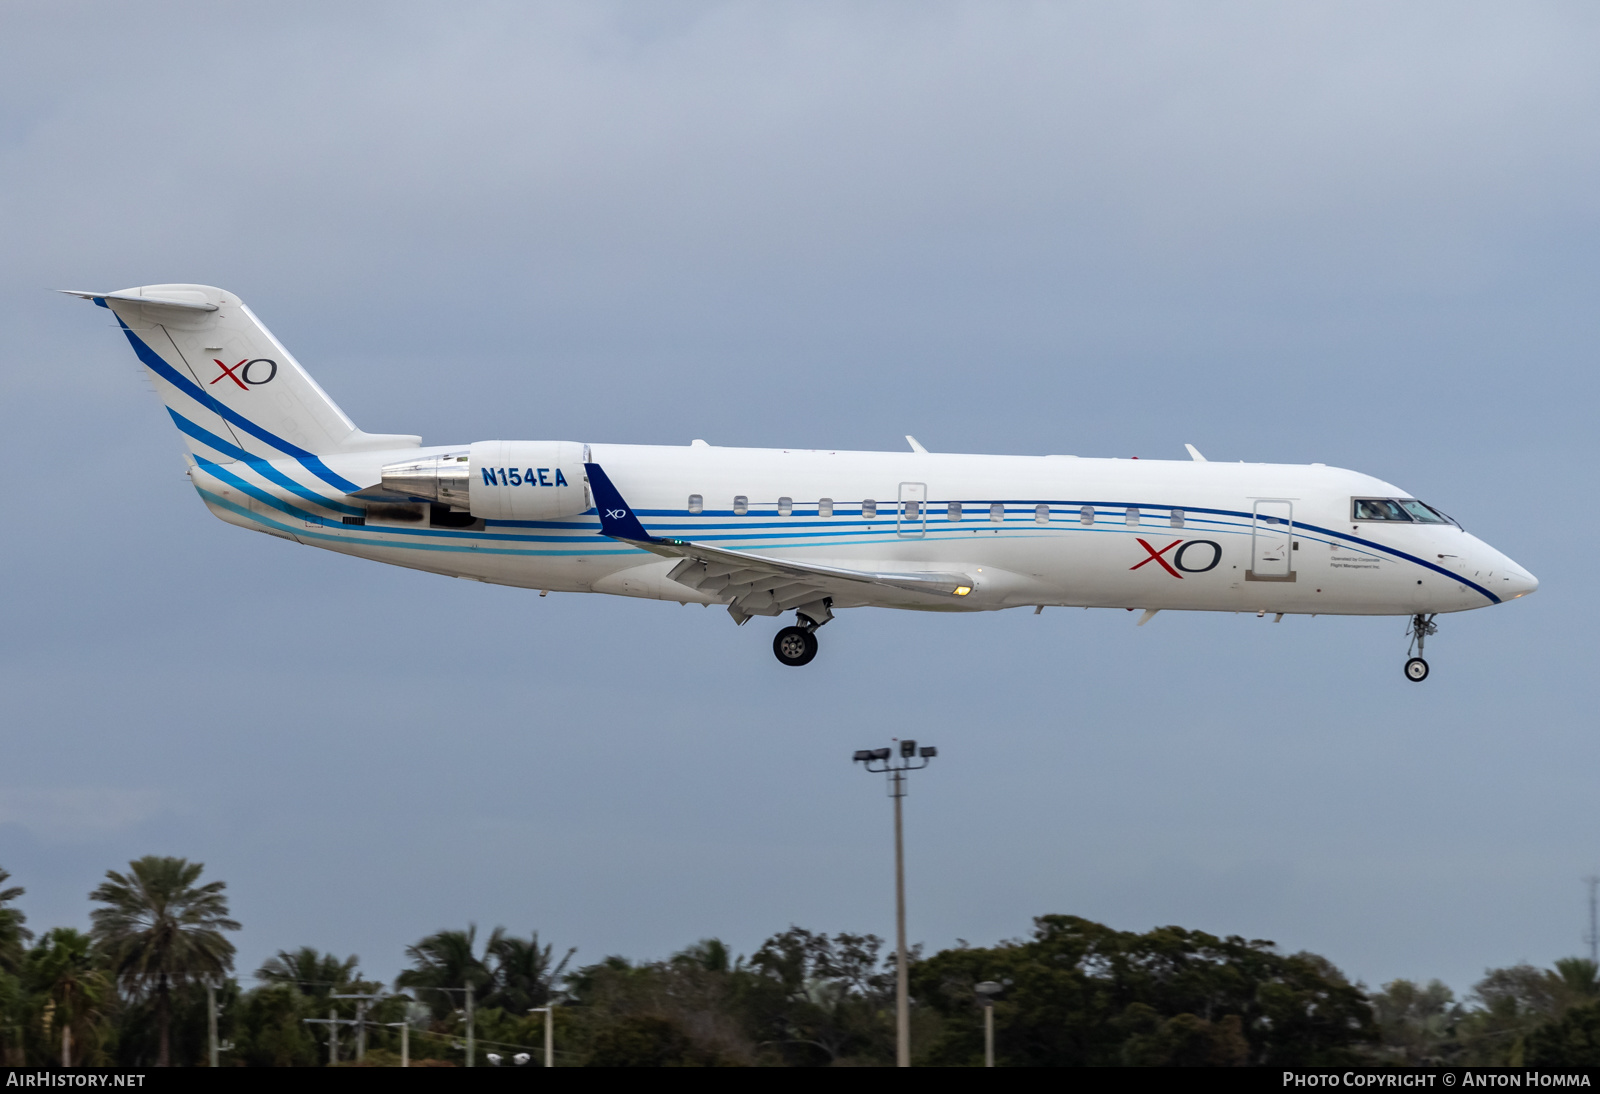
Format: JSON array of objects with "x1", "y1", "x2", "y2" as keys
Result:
[{"x1": 380, "y1": 440, "x2": 590, "y2": 520}]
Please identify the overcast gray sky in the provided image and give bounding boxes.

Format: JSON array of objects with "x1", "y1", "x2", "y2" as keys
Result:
[{"x1": 2, "y1": 1, "x2": 1595, "y2": 996}]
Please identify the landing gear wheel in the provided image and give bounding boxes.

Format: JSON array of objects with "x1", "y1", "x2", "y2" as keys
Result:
[
  {"x1": 1404, "y1": 657, "x2": 1429, "y2": 682},
  {"x1": 773, "y1": 626, "x2": 818, "y2": 667}
]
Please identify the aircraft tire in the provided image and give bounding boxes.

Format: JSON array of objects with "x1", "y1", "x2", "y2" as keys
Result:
[
  {"x1": 773, "y1": 626, "x2": 818, "y2": 667},
  {"x1": 1404, "y1": 657, "x2": 1429, "y2": 682}
]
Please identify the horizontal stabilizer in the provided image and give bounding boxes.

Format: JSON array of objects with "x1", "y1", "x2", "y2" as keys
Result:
[{"x1": 59, "y1": 289, "x2": 218, "y2": 312}]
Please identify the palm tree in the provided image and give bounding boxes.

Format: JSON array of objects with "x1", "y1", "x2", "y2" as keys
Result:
[
  {"x1": 255, "y1": 947, "x2": 359, "y2": 999},
  {"x1": 485, "y1": 929, "x2": 575, "y2": 1012},
  {"x1": 1553, "y1": 957, "x2": 1600, "y2": 1001},
  {"x1": 396, "y1": 926, "x2": 492, "y2": 1019},
  {"x1": 26, "y1": 928, "x2": 110, "y2": 1066},
  {"x1": 88, "y1": 856, "x2": 239, "y2": 1067},
  {"x1": 0, "y1": 868, "x2": 30, "y2": 976}
]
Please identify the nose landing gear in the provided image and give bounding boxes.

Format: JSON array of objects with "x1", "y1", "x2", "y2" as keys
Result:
[
  {"x1": 773, "y1": 600, "x2": 831, "y2": 667},
  {"x1": 1404, "y1": 613, "x2": 1437, "y2": 682}
]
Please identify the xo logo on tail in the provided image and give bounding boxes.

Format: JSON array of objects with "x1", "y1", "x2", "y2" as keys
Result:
[
  {"x1": 1130, "y1": 538, "x2": 1221, "y2": 578},
  {"x1": 605, "y1": 509, "x2": 629, "y2": 520},
  {"x1": 209, "y1": 358, "x2": 277, "y2": 391}
]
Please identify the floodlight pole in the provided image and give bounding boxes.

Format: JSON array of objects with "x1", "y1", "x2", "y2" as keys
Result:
[{"x1": 854, "y1": 740, "x2": 936, "y2": 1068}]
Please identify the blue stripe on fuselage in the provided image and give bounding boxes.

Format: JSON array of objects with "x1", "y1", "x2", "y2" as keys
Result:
[{"x1": 116, "y1": 316, "x2": 362, "y2": 493}]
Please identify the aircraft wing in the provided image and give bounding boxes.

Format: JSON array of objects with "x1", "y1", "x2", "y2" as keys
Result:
[{"x1": 585, "y1": 462, "x2": 975, "y2": 621}]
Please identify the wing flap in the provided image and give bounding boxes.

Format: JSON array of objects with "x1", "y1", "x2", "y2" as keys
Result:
[{"x1": 585, "y1": 460, "x2": 977, "y2": 608}]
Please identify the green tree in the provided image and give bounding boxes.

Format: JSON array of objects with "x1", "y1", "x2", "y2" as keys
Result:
[
  {"x1": 256, "y1": 947, "x2": 359, "y2": 1000},
  {"x1": 564, "y1": 950, "x2": 757, "y2": 1066},
  {"x1": 1456, "y1": 959, "x2": 1600, "y2": 1065},
  {"x1": 88, "y1": 856, "x2": 239, "y2": 1067},
  {"x1": 913, "y1": 915, "x2": 1375, "y2": 1066},
  {"x1": 1554, "y1": 958, "x2": 1600, "y2": 1002},
  {"x1": 1527, "y1": 1001, "x2": 1600, "y2": 1066},
  {"x1": 396, "y1": 926, "x2": 492, "y2": 1020},
  {"x1": 1369, "y1": 978, "x2": 1461, "y2": 1064},
  {"x1": 585, "y1": 1014, "x2": 726, "y2": 1067},
  {"x1": 0, "y1": 868, "x2": 30, "y2": 975},
  {"x1": 231, "y1": 983, "x2": 321, "y2": 1067},
  {"x1": 746, "y1": 927, "x2": 897, "y2": 1065},
  {"x1": 484, "y1": 929, "x2": 575, "y2": 1013},
  {"x1": 25, "y1": 928, "x2": 111, "y2": 1066},
  {"x1": 0, "y1": 868, "x2": 28, "y2": 1065}
]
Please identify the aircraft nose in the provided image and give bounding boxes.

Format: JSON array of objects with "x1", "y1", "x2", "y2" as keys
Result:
[{"x1": 1501, "y1": 566, "x2": 1538, "y2": 600}]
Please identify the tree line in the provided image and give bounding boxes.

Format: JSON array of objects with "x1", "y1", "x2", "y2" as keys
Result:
[{"x1": 3, "y1": 857, "x2": 1599, "y2": 1066}]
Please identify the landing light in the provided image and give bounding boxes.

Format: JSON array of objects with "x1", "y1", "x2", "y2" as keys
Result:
[{"x1": 954, "y1": 585, "x2": 972, "y2": 596}]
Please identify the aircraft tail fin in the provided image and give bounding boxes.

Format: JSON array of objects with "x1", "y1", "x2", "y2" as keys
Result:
[{"x1": 68, "y1": 285, "x2": 419, "y2": 470}]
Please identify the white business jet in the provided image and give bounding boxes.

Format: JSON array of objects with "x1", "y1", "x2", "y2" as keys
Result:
[{"x1": 68, "y1": 284, "x2": 1537, "y2": 679}]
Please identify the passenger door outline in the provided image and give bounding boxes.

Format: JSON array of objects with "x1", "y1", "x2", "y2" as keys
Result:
[{"x1": 1248, "y1": 499, "x2": 1295, "y2": 581}]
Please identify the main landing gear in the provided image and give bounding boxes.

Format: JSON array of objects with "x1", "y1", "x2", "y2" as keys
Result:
[
  {"x1": 1404, "y1": 613, "x2": 1437, "y2": 682},
  {"x1": 773, "y1": 600, "x2": 832, "y2": 667}
]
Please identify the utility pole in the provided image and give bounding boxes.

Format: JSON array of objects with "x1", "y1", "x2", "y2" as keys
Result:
[
  {"x1": 531, "y1": 1006, "x2": 554, "y2": 1067},
  {"x1": 1585, "y1": 876, "x2": 1599, "y2": 965},
  {"x1": 330, "y1": 993, "x2": 382, "y2": 1062},
  {"x1": 385, "y1": 1021, "x2": 410, "y2": 1068},
  {"x1": 206, "y1": 981, "x2": 218, "y2": 1067},
  {"x1": 302, "y1": 1012, "x2": 356, "y2": 1066},
  {"x1": 853, "y1": 739, "x2": 937, "y2": 1068},
  {"x1": 464, "y1": 984, "x2": 475, "y2": 1068}
]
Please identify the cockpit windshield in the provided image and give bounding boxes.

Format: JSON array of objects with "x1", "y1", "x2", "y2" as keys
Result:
[
  {"x1": 1353, "y1": 498, "x2": 1409, "y2": 521},
  {"x1": 1351, "y1": 497, "x2": 1457, "y2": 526},
  {"x1": 1397, "y1": 499, "x2": 1451, "y2": 524}
]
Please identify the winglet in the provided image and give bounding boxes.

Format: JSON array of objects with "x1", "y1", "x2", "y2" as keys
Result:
[
  {"x1": 1184, "y1": 443, "x2": 1207, "y2": 462},
  {"x1": 906, "y1": 435, "x2": 928, "y2": 454},
  {"x1": 585, "y1": 462, "x2": 657, "y2": 542}
]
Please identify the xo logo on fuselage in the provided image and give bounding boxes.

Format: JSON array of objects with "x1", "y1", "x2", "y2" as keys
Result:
[
  {"x1": 209, "y1": 358, "x2": 277, "y2": 391},
  {"x1": 1130, "y1": 538, "x2": 1221, "y2": 578}
]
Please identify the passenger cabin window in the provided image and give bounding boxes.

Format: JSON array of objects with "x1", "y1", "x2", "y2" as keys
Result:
[
  {"x1": 778, "y1": 496, "x2": 792, "y2": 516},
  {"x1": 862, "y1": 499, "x2": 877, "y2": 518},
  {"x1": 1035, "y1": 504, "x2": 1050, "y2": 525},
  {"x1": 818, "y1": 498, "x2": 834, "y2": 517},
  {"x1": 1352, "y1": 498, "x2": 1409, "y2": 522},
  {"x1": 947, "y1": 502, "x2": 961, "y2": 521},
  {"x1": 688, "y1": 494, "x2": 703, "y2": 514},
  {"x1": 733, "y1": 495, "x2": 749, "y2": 516},
  {"x1": 1080, "y1": 506, "x2": 1094, "y2": 526},
  {"x1": 1125, "y1": 507, "x2": 1140, "y2": 527},
  {"x1": 904, "y1": 500, "x2": 920, "y2": 520},
  {"x1": 1398, "y1": 499, "x2": 1450, "y2": 524},
  {"x1": 989, "y1": 503, "x2": 1004, "y2": 523},
  {"x1": 1170, "y1": 509, "x2": 1184, "y2": 528}
]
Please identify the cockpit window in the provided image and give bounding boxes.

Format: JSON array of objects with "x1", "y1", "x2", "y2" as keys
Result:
[
  {"x1": 1352, "y1": 498, "x2": 1410, "y2": 521},
  {"x1": 1397, "y1": 499, "x2": 1451, "y2": 524},
  {"x1": 1351, "y1": 497, "x2": 1459, "y2": 526}
]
